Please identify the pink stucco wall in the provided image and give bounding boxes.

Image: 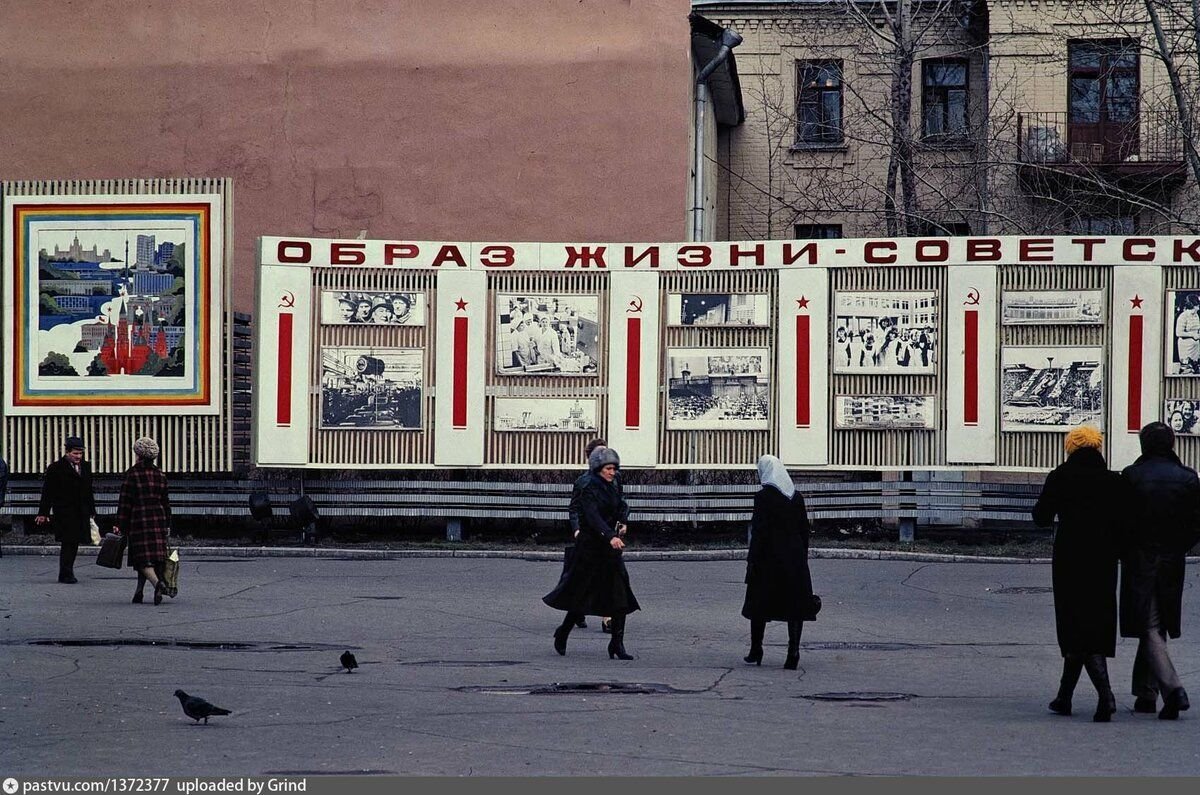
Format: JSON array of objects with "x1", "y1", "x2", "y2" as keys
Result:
[{"x1": 0, "y1": 0, "x2": 693, "y2": 310}]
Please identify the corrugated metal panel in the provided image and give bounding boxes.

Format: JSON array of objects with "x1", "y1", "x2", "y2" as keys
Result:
[
  {"x1": 830, "y1": 266, "x2": 944, "y2": 467},
  {"x1": 1, "y1": 178, "x2": 234, "y2": 475},
  {"x1": 658, "y1": 269, "x2": 776, "y2": 466},
  {"x1": 998, "y1": 265, "x2": 1108, "y2": 470}
]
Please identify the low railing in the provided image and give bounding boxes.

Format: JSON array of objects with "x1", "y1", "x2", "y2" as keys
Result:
[{"x1": 1017, "y1": 110, "x2": 1185, "y2": 165}]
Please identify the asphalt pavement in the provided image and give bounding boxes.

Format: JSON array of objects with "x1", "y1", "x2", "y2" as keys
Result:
[{"x1": 0, "y1": 552, "x2": 1197, "y2": 776}]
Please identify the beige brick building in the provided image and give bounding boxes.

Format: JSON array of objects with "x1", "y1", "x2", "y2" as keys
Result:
[{"x1": 695, "y1": 0, "x2": 1197, "y2": 239}]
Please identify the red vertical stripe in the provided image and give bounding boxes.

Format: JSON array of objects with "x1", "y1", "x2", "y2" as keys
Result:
[
  {"x1": 625, "y1": 318, "x2": 641, "y2": 428},
  {"x1": 1128, "y1": 314, "x2": 1143, "y2": 432},
  {"x1": 453, "y1": 315, "x2": 468, "y2": 428},
  {"x1": 796, "y1": 315, "x2": 810, "y2": 427},
  {"x1": 964, "y1": 310, "x2": 978, "y2": 425},
  {"x1": 276, "y1": 313, "x2": 293, "y2": 426}
]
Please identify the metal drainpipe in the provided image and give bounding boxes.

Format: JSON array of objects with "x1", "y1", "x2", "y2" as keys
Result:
[{"x1": 692, "y1": 27, "x2": 743, "y2": 242}]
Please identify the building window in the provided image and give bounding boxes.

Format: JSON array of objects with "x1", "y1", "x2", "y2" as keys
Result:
[
  {"x1": 795, "y1": 224, "x2": 843, "y2": 239},
  {"x1": 1068, "y1": 216, "x2": 1136, "y2": 235},
  {"x1": 917, "y1": 221, "x2": 971, "y2": 236},
  {"x1": 796, "y1": 61, "x2": 843, "y2": 145},
  {"x1": 922, "y1": 59, "x2": 969, "y2": 139}
]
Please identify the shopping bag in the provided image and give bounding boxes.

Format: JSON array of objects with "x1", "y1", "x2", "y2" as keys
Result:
[
  {"x1": 162, "y1": 548, "x2": 180, "y2": 595},
  {"x1": 96, "y1": 533, "x2": 127, "y2": 569},
  {"x1": 88, "y1": 517, "x2": 101, "y2": 546}
]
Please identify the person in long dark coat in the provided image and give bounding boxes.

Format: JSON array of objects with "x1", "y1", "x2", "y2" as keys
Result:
[
  {"x1": 1120, "y1": 422, "x2": 1200, "y2": 720},
  {"x1": 561, "y1": 437, "x2": 616, "y2": 631},
  {"x1": 742, "y1": 454, "x2": 816, "y2": 670},
  {"x1": 35, "y1": 436, "x2": 96, "y2": 584},
  {"x1": 1031, "y1": 425, "x2": 1122, "y2": 722},
  {"x1": 112, "y1": 437, "x2": 175, "y2": 605},
  {"x1": 544, "y1": 446, "x2": 639, "y2": 660}
]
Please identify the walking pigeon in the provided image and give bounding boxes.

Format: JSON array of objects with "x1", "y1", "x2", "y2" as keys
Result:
[
  {"x1": 340, "y1": 650, "x2": 359, "y2": 672},
  {"x1": 174, "y1": 690, "x2": 232, "y2": 724}
]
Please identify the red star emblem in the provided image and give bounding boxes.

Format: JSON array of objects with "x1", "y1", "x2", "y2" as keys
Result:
[
  {"x1": 797, "y1": 296, "x2": 810, "y2": 309},
  {"x1": 454, "y1": 297, "x2": 468, "y2": 311},
  {"x1": 1130, "y1": 295, "x2": 1144, "y2": 309}
]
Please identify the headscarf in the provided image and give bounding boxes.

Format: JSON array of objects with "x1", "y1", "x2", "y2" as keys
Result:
[
  {"x1": 588, "y1": 446, "x2": 620, "y2": 472},
  {"x1": 133, "y1": 436, "x2": 160, "y2": 461},
  {"x1": 1063, "y1": 425, "x2": 1103, "y2": 456},
  {"x1": 757, "y1": 454, "x2": 795, "y2": 499}
]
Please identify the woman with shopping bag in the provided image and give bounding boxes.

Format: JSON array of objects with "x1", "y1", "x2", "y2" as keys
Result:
[{"x1": 111, "y1": 437, "x2": 175, "y2": 605}]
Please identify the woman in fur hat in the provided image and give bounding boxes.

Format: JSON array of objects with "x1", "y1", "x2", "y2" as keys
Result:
[
  {"x1": 112, "y1": 437, "x2": 176, "y2": 605},
  {"x1": 543, "y1": 446, "x2": 639, "y2": 659},
  {"x1": 1032, "y1": 425, "x2": 1123, "y2": 722}
]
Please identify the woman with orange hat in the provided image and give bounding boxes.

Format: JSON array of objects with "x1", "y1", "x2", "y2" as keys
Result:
[{"x1": 1032, "y1": 425, "x2": 1124, "y2": 722}]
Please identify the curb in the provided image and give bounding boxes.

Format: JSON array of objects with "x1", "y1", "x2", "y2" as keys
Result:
[{"x1": 0, "y1": 543, "x2": 1059, "y2": 564}]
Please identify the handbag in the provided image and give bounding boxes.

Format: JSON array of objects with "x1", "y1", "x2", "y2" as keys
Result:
[
  {"x1": 162, "y1": 548, "x2": 180, "y2": 594},
  {"x1": 807, "y1": 594, "x2": 823, "y2": 620},
  {"x1": 88, "y1": 517, "x2": 101, "y2": 546},
  {"x1": 96, "y1": 532, "x2": 127, "y2": 569}
]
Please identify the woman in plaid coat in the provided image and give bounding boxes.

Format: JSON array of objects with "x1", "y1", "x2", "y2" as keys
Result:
[{"x1": 113, "y1": 437, "x2": 175, "y2": 605}]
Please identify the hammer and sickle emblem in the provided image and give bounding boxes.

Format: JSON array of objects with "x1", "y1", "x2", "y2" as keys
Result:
[
  {"x1": 627, "y1": 296, "x2": 643, "y2": 313},
  {"x1": 278, "y1": 291, "x2": 296, "y2": 309},
  {"x1": 963, "y1": 288, "x2": 980, "y2": 306}
]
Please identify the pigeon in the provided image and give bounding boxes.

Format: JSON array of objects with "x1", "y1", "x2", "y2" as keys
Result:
[
  {"x1": 340, "y1": 650, "x2": 359, "y2": 673},
  {"x1": 174, "y1": 690, "x2": 232, "y2": 724}
]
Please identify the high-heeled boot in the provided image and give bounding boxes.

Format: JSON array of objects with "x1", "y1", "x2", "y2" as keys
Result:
[
  {"x1": 1049, "y1": 655, "x2": 1083, "y2": 716},
  {"x1": 784, "y1": 621, "x2": 802, "y2": 670},
  {"x1": 1082, "y1": 654, "x2": 1116, "y2": 723},
  {"x1": 607, "y1": 615, "x2": 634, "y2": 660},
  {"x1": 744, "y1": 619, "x2": 765, "y2": 665},
  {"x1": 553, "y1": 613, "x2": 579, "y2": 656},
  {"x1": 132, "y1": 573, "x2": 147, "y2": 604}
]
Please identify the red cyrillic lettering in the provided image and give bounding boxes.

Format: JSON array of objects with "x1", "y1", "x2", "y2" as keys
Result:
[
  {"x1": 479, "y1": 245, "x2": 515, "y2": 267},
  {"x1": 782, "y1": 242, "x2": 818, "y2": 265},
  {"x1": 864, "y1": 241, "x2": 897, "y2": 264},
  {"x1": 564, "y1": 246, "x2": 608, "y2": 268},
  {"x1": 966, "y1": 238, "x2": 1001, "y2": 261},
  {"x1": 330, "y1": 242, "x2": 366, "y2": 265},
  {"x1": 623, "y1": 246, "x2": 661, "y2": 268},
  {"x1": 1123, "y1": 237, "x2": 1155, "y2": 262},
  {"x1": 432, "y1": 245, "x2": 468, "y2": 267},
  {"x1": 1173, "y1": 238, "x2": 1200, "y2": 263},
  {"x1": 277, "y1": 240, "x2": 312, "y2": 264},
  {"x1": 383, "y1": 243, "x2": 419, "y2": 264},
  {"x1": 677, "y1": 246, "x2": 712, "y2": 267},
  {"x1": 1070, "y1": 238, "x2": 1104, "y2": 262},
  {"x1": 1019, "y1": 238, "x2": 1054, "y2": 261},
  {"x1": 729, "y1": 243, "x2": 765, "y2": 266},
  {"x1": 915, "y1": 239, "x2": 949, "y2": 263}
]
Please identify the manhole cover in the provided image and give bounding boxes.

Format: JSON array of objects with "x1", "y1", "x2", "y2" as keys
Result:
[
  {"x1": 403, "y1": 660, "x2": 527, "y2": 667},
  {"x1": 458, "y1": 682, "x2": 680, "y2": 695},
  {"x1": 805, "y1": 692, "x2": 915, "y2": 702},
  {"x1": 992, "y1": 586, "x2": 1053, "y2": 595},
  {"x1": 21, "y1": 639, "x2": 350, "y2": 652},
  {"x1": 801, "y1": 642, "x2": 931, "y2": 651}
]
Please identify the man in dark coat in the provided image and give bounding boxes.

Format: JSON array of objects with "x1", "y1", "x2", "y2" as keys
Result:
[
  {"x1": 1120, "y1": 422, "x2": 1200, "y2": 720},
  {"x1": 544, "y1": 446, "x2": 639, "y2": 659},
  {"x1": 35, "y1": 436, "x2": 97, "y2": 584},
  {"x1": 1031, "y1": 425, "x2": 1123, "y2": 721},
  {"x1": 565, "y1": 438, "x2": 627, "y2": 633}
]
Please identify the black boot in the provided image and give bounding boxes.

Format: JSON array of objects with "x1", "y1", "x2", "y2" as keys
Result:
[
  {"x1": 744, "y1": 619, "x2": 764, "y2": 665},
  {"x1": 784, "y1": 621, "x2": 802, "y2": 670},
  {"x1": 1159, "y1": 687, "x2": 1190, "y2": 720},
  {"x1": 1049, "y1": 655, "x2": 1083, "y2": 716},
  {"x1": 554, "y1": 613, "x2": 579, "y2": 656},
  {"x1": 1082, "y1": 655, "x2": 1116, "y2": 723},
  {"x1": 607, "y1": 615, "x2": 634, "y2": 660},
  {"x1": 132, "y1": 573, "x2": 146, "y2": 604}
]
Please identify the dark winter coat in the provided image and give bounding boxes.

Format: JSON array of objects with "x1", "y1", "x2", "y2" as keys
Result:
[
  {"x1": 544, "y1": 472, "x2": 639, "y2": 617},
  {"x1": 1119, "y1": 451, "x2": 1200, "y2": 639},
  {"x1": 1031, "y1": 447, "x2": 1123, "y2": 657},
  {"x1": 37, "y1": 457, "x2": 96, "y2": 543},
  {"x1": 116, "y1": 460, "x2": 172, "y2": 569},
  {"x1": 741, "y1": 486, "x2": 816, "y2": 622}
]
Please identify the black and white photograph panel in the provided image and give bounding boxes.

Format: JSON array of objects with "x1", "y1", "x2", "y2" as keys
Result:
[
  {"x1": 833, "y1": 291, "x2": 939, "y2": 374},
  {"x1": 666, "y1": 293, "x2": 771, "y2": 327},
  {"x1": 1164, "y1": 399, "x2": 1200, "y2": 436},
  {"x1": 665, "y1": 348, "x2": 770, "y2": 430},
  {"x1": 319, "y1": 291, "x2": 426, "y2": 325},
  {"x1": 1001, "y1": 346, "x2": 1104, "y2": 432},
  {"x1": 493, "y1": 397, "x2": 598, "y2": 432},
  {"x1": 1166, "y1": 290, "x2": 1200, "y2": 376},
  {"x1": 496, "y1": 294, "x2": 600, "y2": 376},
  {"x1": 320, "y1": 347, "x2": 423, "y2": 429},
  {"x1": 835, "y1": 395, "x2": 936, "y2": 430},
  {"x1": 1001, "y1": 290, "x2": 1103, "y2": 326}
]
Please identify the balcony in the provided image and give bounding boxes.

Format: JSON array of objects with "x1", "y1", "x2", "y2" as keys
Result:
[{"x1": 1017, "y1": 110, "x2": 1188, "y2": 191}]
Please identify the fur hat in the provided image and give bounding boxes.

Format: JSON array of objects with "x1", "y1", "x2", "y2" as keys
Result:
[
  {"x1": 1064, "y1": 425, "x2": 1103, "y2": 455},
  {"x1": 133, "y1": 436, "x2": 160, "y2": 460},
  {"x1": 1139, "y1": 421, "x2": 1176, "y2": 456},
  {"x1": 64, "y1": 436, "x2": 85, "y2": 451},
  {"x1": 588, "y1": 446, "x2": 620, "y2": 472}
]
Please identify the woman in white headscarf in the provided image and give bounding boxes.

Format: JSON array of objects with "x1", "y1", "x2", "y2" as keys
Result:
[
  {"x1": 741, "y1": 454, "x2": 816, "y2": 670},
  {"x1": 112, "y1": 437, "x2": 175, "y2": 605}
]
